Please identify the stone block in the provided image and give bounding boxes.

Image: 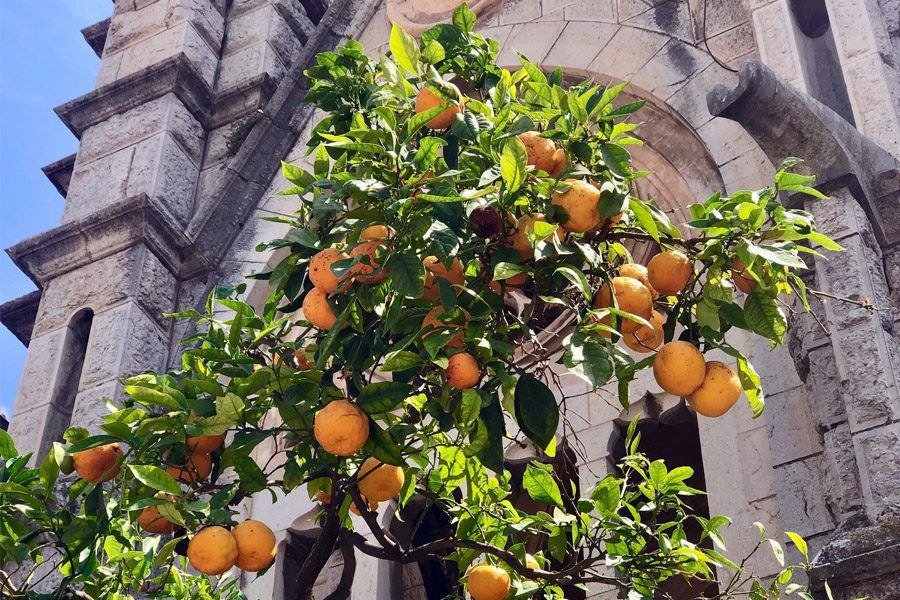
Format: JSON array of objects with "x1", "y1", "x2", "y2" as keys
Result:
[
  {"x1": 544, "y1": 21, "x2": 619, "y2": 71},
  {"x1": 96, "y1": 50, "x2": 123, "y2": 88},
  {"x1": 806, "y1": 346, "x2": 848, "y2": 427},
  {"x1": 764, "y1": 385, "x2": 824, "y2": 466},
  {"x1": 10, "y1": 327, "x2": 69, "y2": 415},
  {"x1": 821, "y1": 422, "x2": 864, "y2": 518},
  {"x1": 588, "y1": 25, "x2": 669, "y2": 86},
  {"x1": 828, "y1": 0, "x2": 881, "y2": 61},
  {"x1": 119, "y1": 21, "x2": 218, "y2": 86},
  {"x1": 7, "y1": 402, "x2": 72, "y2": 465},
  {"x1": 63, "y1": 145, "x2": 134, "y2": 223},
  {"x1": 79, "y1": 301, "x2": 169, "y2": 388},
  {"x1": 497, "y1": 0, "x2": 543, "y2": 25},
  {"x1": 33, "y1": 246, "x2": 176, "y2": 337},
  {"x1": 844, "y1": 53, "x2": 900, "y2": 156},
  {"x1": 70, "y1": 381, "x2": 122, "y2": 435},
  {"x1": 563, "y1": 0, "x2": 617, "y2": 22},
  {"x1": 773, "y1": 455, "x2": 836, "y2": 537},
  {"x1": 216, "y1": 41, "x2": 288, "y2": 92},
  {"x1": 223, "y1": 4, "x2": 297, "y2": 66},
  {"x1": 126, "y1": 132, "x2": 201, "y2": 225},
  {"x1": 696, "y1": 113, "x2": 757, "y2": 166},
  {"x1": 832, "y1": 324, "x2": 900, "y2": 431},
  {"x1": 739, "y1": 424, "x2": 778, "y2": 501},
  {"x1": 751, "y1": 1, "x2": 806, "y2": 89},
  {"x1": 496, "y1": 20, "x2": 567, "y2": 67},
  {"x1": 853, "y1": 423, "x2": 900, "y2": 517},
  {"x1": 805, "y1": 188, "x2": 872, "y2": 242},
  {"x1": 357, "y1": 6, "x2": 391, "y2": 52},
  {"x1": 76, "y1": 94, "x2": 204, "y2": 165},
  {"x1": 817, "y1": 234, "x2": 893, "y2": 331},
  {"x1": 704, "y1": 21, "x2": 756, "y2": 65},
  {"x1": 666, "y1": 61, "x2": 738, "y2": 128},
  {"x1": 167, "y1": 0, "x2": 227, "y2": 53},
  {"x1": 688, "y1": 0, "x2": 750, "y2": 40},
  {"x1": 621, "y1": 0, "x2": 695, "y2": 43},
  {"x1": 571, "y1": 420, "x2": 615, "y2": 465},
  {"x1": 105, "y1": 0, "x2": 169, "y2": 54}
]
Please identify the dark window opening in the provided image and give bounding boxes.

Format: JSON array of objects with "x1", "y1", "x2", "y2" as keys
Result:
[
  {"x1": 612, "y1": 402, "x2": 719, "y2": 599},
  {"x1": 41, "y1": 309, "x2": 93, "y2": 459},
  {"x1": 788, "y1": 0, "x2": 856, "y2": 125},
  {"x1": 300, "y1": 0, "x2": 329, "y2": 24}
]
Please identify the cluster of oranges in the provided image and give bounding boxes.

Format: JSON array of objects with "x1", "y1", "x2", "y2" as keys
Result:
[{"x1": 185, "y1": 520, "x2": 277, "y2": 576}]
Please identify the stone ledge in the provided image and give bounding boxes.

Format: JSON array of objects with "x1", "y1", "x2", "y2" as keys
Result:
[
  {"x1": 6, "y1": 194, "x2": 192, "y2": 287},
  {"x1": 81, "y1": 18, "x2": 111, "y2": 58},
  {"x1": 41, "y1": 154, "x2": 76, "y2": 198},
  {"x1": 0, "y1": 291, "x2": 41, "y2": 346},
  {"x1": 54, "y1": 53, "x2": 213, "y2": 138}
]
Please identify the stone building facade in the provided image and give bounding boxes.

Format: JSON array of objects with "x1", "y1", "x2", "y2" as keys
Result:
[{"x1": 2, "y1": 0, "x2": 899, "y2": 598}]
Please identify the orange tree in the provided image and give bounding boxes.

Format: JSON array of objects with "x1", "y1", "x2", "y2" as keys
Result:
[{"x1": 1, "y1": 6, "x2": 843, "y2": 600}]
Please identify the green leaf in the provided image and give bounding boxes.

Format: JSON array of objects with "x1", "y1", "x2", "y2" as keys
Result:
[
  {"x1": 124, "y1": 386, "x2": 181, "y2": 410},
  {"x1": 747, "y1": 242, "x2": 807, "y2": 269},
  {"x1": 387, "y1": 253, "x2": 426, "y2": 297},
  {"x1": 554, "y1": 265, "x2": 592, "y2": 300},
  {"x1": 389, "y1": 23, "x2": 420, "y2": 74},
  {"x1": 738, "y1": 356, "x2": 765, "y2": 418},
  {"x1": 523, "y1": 463, "x2": 563, "y2": 508},
  {"x1": 364, "y1": 421, "x2": 405, "y2": 466},
  {"x1": 127, "y1": 465, "x2": 182, "y2": 495},
  {"x1": 381, "y1": 350, "x2": 422, "y2": 372},
  {"x1": 0, "y1": 430, "x2": 16, "y2": 460},
  {"x1": 599, "y1": 143, "x2": 631, "y2": 178},
  {"x1": 563, "y1": 334, "x2": 613, "y2": 388},
  {"x1": 768, "y1": 538, "x2": 785, "y2": 566},
  {"x1": 629, "y1": 198, "x2": 659, "y2": 242},
  {"x1": 500, "y1": 136, "x2": 527, "y2": 193},
  {"x1": 216, "y1": 393, "x2": 244, "y2": 422},
  {"x1": 514, "y1": 375, "x2": 558, "y2": 450},
  {"x1": 493, "y1": 262, "x2": 530, "y2": 280},
  {"x1": 456, "y1": 389, "x2": 482, "y2": 431},
  {"x1": 357, "y1": 381, "x2": 413, "y2": 414},
  {"x1": 450, "y1": 112, "x2": 480, "y2": 140},
  {"x1": 422, "y1": 39, "x2": 445, "y2": 64},
  {"x1": 744, "y1": 292, "x2": 787, "y2": 342},
  {"x1": 785, "y1": 531, "x2": 808, "y2": 559},
  {"x1": 281, "y1": 161, "x2": 314, "y2": 187},
  {"x1": 413, "y1": 137, "x2": 446, "y2": 171},
  {"x1": 452, "y1": 3, "x2": 477, "y2": 31}
]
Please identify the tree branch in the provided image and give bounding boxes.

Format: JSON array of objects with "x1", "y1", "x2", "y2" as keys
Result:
[{"x1": 322, "y1": 535, "x2": 356, "y2": 600}]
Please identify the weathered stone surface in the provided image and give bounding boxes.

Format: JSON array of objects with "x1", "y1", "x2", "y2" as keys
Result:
[
  {"x1": 832, "y1": 324, "x2": 900, "y2": 431},
  {"x1": 70, "y1": 380, "x2": 122, "y2": 435},
  {"x1": 222, "y1": 3, "x2": 298, "y2": 67},
  {"x1": 544, "y1": 21, "x2": 618, "y2": 71},
  {"x1": 806, "y1": 346, "x2": 848, "y2": 428},
  {"x1": 773, "y1": 455, "x2": 836, "y2": 538},
  {"x1": 765, "y1": 385, "x2": 824, "y2": 467},
  {"x1": 750, "y1": 1, "x2": 806, "y2": 88},
  {"x1": 821, "y1": 423, "x2": 864, "y2": 519},
  {"x1": 216, "y1": 41, "x2": 288, "y2": 92},
  {"x1": 118, "y1": 22, "x2": 218, "y2": 86},
  {"x1": 854, "y1": 424, "x2": 900, "y2": 517},
  {"x1": 126, "y1": 132, "x2": 201, "y2": 224},
  {"x1": 563, "y1": 0, "x2": 617, "y2": 23}
]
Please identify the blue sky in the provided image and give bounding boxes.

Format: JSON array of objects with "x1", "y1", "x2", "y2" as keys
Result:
[{"x1": 0, "y1": 1, "x2": 113, "y2": 417}]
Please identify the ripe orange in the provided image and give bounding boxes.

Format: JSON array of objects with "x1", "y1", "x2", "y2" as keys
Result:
[
  {"x1": 731, "y1": 257, "x2": 757, "y2": 293},
  {"x1": 314, "y1": 399, "x2": 369, "y2": 456},
  {"x1": 446, "y1": 352, "x2": 480, "y2": 390},
  {"x1": 467, "y1": 564, "x2": 511, "y2": 600},
  {"x1": 624, "y1": 310, "x2": 665, "y2": 353},
  {"x1": 165, "y1": 450, "x2": 212, "y2": 484},
  {"x1": 619, "y1": 263, "x2": 657, "y2": 298},
  {"x1": 73, "y1": 443, "x2": 123, "y2": 484},
  {"x1": 422, "y1": 307, "x2": 468, "y2": 348},
  {"x1": 652, "y1": 341, "x2": 706, "y2": 397},
  {"x1": 506, "y1": 213, "x2": 558, "y2": 260},
  {"x1": 186, "y1": 429, "x2": 225, "y2": 454},
  {"x1": 187, "y1": 526, "x2": 238, "y2": 576},
  {"x1": 687, "y1": 361, "x2": 742, "y2": 417},
  {"x1": 423, "y1": 256, "x2": 464, "y2": 301},
  {"x1": 415, "y1": 86, "x2": 462, "y2": 129},
  {"x1": 357, "y1": 457, "x2": 405, "y2": 502},
  {"x1": 647, "y1": 250, "x2": 694, "y2": 295},
  {"x1": 350, "y1": 241, "x2": 388, "y2": 284},
  {"x1": 137, "y1": 494, "x2": 178, "y2": 535},
  {"x1": 309, "y1": 248, "x2": 352, "y2": 293},
  {"x1": 594, "y1": 276, "x2": 654, "y2": 334},
  {"x1": 232, "y1": 519, "x2": 277, "y2": 572},
  {"x1": 519, "y1": 131, "x2": 566, "y2": 176},
  {"x1": 302, "y1": 287, "x2": 341, "y2": 330},
  {"x1": 360, "y1": 224, "x2": 393, "y2": 241},
  {"x1": 551, "y1": 179, "x2": 602, "y2": 233}
]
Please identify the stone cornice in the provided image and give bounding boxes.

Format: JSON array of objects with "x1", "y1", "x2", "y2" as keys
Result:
[
  {"x1": 54, "y1": 53, "x2": 213, "y2": 138},
  {"x1": 6, "y1": 194, "x2": 192, "y2": 288},
  {"x1": 81, "y1": 18, "x2": 110, "y2": 58},
  {"x1": 0, "y1": 291, "x2": 41, "y2": 346},
  {"x1": 41, "y1": 154, "x2": 76, "y2": 198}
]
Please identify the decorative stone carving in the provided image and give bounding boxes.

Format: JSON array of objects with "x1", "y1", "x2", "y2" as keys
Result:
[{"x1": 386, "y1": 0, "x2": 501, "y2": 36}]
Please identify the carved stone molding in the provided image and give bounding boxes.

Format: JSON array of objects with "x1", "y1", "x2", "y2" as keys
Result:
[{"x1": 386, "y1": 0, "x2": 501, "y2": 36}]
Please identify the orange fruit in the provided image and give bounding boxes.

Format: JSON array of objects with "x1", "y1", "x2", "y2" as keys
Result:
[
  {"x1": 360, "y1": 224, "x2": 393, "y2": 241},
  {"x1": 302, "y1": 287, "x2": 341, "y2": 330},
  {"x1": 551, "y1": 179, "x2": 602, "y2": 233},
  {"x1": 652, "y1": 341, "x2": 706, "y2": 397},
  {"x1": 137, "y1": 494, "x2": 179, "y2": 535},
  {"x1": 423, "y1": 256, "x2": 464, "y2": 301},
  {"x1": 618, "y1": 263, "x2": 657, "y2": 298},
  {"x1": 187, "y1": 526, "x2": 237, "y2": 576},
  {"x1": 165, "y1": 450, "x2": 212, "y2": 484},
  {"x1": 446, "y1": 352, "x2": 480, "y2": 390},
  {"x1": 506, "y1": 213, "x2": 559, "y2": 260},
  {"x1": 73, "y1": 443, "x2": 123, "y2": 484},
  {"x1": 314, "y1": 399, "x2": 369, "y2": 456},
  {"x1": 415, "y1": 86, "x2": 462, "y2": 129},
  {"x1": 519, "y1": 131, "x2": 566, "y2": 176},
  {"x1": 467, "y1": 564, "x2": 511, "y2": 600},
  {"x1": 309, "y1": 248, "x2": 352, "y2": 293},
  {"x1": 731, "y1": 257, "x2": 757, "y2": 293},
  {"x1": 624, "y1": 310, "x2": 665, "y2": 353},
  {"x1": 349, "y1": 496, "x2": 379, "y2": 516},
  {"x1": 594, "y1": 276, "x2": 653, "y2": 334},
  {"x1": 232, "y1": 519, "x2": 277, "y2": 572},
  {"x1": 357, "y1": 457, "x2": 405, "y2": 502},
  {"x1": 687, "y1": 361, "x2": 742, "y2": 417},
  {"x1": 647, "y1": 250, "x2": 694, "y2": 295},
  {"x1": 422, "y1": 307, "x2": 468, "y2": 348},
  {"x1": 350, "y1": 241, "x2": 388, "y2": 285}
]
